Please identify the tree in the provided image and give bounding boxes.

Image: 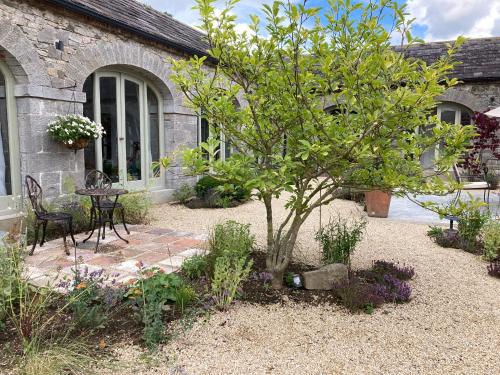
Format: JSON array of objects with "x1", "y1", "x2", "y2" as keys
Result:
[
  {"x1": 460, "y1": 112, "x2": 500, "y2": 176},
  {"x1": 169, "y1": 0, "x2": 474, "y2": 288}
]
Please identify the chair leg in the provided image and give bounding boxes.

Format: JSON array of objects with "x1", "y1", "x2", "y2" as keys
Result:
[
  {"x1": 40, "y1": 221, "x2": 48, "y2": 247},
  {"x1": 61, "y1": 222, "x2": 69, "y2": 255},
  {"x1": 68, "y1": 218, "x2": 77, "y2": 247},
  {"x1": 121, "y1": 208, "x2": 130, "y2": 234},
  {"x1": 30, "y1": 221, "x2": 41, "y2": 256}
]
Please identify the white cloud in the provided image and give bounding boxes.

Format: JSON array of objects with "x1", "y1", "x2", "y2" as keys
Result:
[{"x1": 408, "y1": 0, "x2": 500, "y2": 41}]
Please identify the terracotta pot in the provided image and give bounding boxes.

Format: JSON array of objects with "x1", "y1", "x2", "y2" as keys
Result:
[
  {"x1": 364, "y1": 190, "x2": 391, "y2": 218},
  {"x1": 65, "y1": 138, "x2": 89, "y2": 150}
]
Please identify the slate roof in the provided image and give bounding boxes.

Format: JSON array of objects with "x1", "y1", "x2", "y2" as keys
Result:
[
  {"x1": 398, "y1": 37, "x2": 500, "y2": 82},
  {"x1": 44, "y1": 0, "x2": 209, "y2": 57}
]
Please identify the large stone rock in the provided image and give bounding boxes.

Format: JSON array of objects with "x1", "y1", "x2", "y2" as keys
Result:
[{"x1": 302, "y1": 263, "x2": 349, "y2": 290}]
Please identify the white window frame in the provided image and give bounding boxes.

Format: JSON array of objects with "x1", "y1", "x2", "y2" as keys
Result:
[
  {"x1": 0, "y1": 61, "x2": 21, "y2": 216},
  {"x1": 89, "y1": 70, "x2": 164, "y2": 190}
]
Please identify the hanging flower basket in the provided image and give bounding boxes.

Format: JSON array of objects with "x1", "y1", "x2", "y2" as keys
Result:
[
  {"x1": 47, "y1": 114, "x2": 105, "y2": 151},
  {"x1": 65, "y1": 138, "x2": 90, "y2": 150}
]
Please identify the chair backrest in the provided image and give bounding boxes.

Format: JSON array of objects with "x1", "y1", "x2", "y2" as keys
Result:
[
  {"x1": 25, "y1": 175, "x2": 46, "y2": 215},
  {"x1": 452, "y1": 164, "x2": 462, "y2": 183},
  {"x1": 85, "y1": 170, "x2": 112, "y2": 190}
]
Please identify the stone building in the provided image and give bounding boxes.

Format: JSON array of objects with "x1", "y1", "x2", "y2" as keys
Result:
[
  {"x1": 0, "y1": 0, "x2": 212, "y2": 222},
  {"x1": 403, "y1": 38, "x2": 500, "y2": 172},
  {"x1": 1, "y1": 0, "x2": 500, "y2": 224}
]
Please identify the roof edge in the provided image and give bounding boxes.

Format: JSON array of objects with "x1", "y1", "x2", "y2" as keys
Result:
[{"x1": 44, "y1": 0, "x2": 213, "y2": 61}]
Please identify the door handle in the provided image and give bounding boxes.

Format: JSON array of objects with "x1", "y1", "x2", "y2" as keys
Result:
[{"x1": 119, "y1": 137, "x2": 125, "y2": 141}]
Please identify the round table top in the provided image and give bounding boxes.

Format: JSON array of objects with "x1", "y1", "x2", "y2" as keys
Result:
[{"x1": 75, "y1": 188, "x2": 128, "y2": 197}]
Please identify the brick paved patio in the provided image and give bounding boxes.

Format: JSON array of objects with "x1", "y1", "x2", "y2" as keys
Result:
[{"x1": 23, "y1": 225, "x2": 207, "y2": 287}]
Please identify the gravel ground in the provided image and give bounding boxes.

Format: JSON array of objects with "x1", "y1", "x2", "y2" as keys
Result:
[{"x1": 97, "y1": 197, "x2": 500, "y2": 375}]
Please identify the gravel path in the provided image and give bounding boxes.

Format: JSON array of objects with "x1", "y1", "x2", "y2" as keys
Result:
[{"x1": 98, "y1": 197, "x2": 500, "y2": 375}]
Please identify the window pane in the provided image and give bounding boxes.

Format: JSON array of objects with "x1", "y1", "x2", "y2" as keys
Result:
[
  {"x1": 125, "y1": 80, "x2": 141, "y2": 182},
  {"x1": 0, "y1": 70, "x2": 11, "y2": 196},
  {"x1": 224, "y1": 137, "x2": 231, "y2": 159},
  {"x1": 147, "y1": 87, "x2": 159, "y2": 178},
  {"x1": 461, "y1": 110, "x2": 472, "y2": 125},
  {"x1": 100, "y1": 77, "x2": 119, "y2": 183},
  {"x1": 440, "y1": 110, "x2": 456, "y2": 124},
  {"x1": 83, "y1": 75, "x2": 96, "y2": 176}
]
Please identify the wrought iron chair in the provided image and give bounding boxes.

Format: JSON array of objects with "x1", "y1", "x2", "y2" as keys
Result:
[
  {"x1": 25, "y1": 175, "x2": 76, "y2": 255},
  {"x1": 84, "y1": 170, "x2": 130, "y2": 238}
]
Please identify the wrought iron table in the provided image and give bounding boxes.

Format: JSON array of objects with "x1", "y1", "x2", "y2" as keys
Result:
[{"x1": 76, "y1": 188, "x2": 129, "y2": 252}]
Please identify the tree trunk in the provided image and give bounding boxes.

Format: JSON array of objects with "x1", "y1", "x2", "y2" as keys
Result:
[{"x1": 266, "y1": 218, "x2": 302, "y2": 289}]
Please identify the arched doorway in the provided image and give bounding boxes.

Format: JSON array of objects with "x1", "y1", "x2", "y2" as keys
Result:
[
  {"x1": 421, "y1": 102, "x2": 473, "y2": 170},
  {"x1": 0, "y1": 61, "x2": 20, "y2": 215},
  {"x1": 83, "y1": 70, "x2": 164, "y2": 190}
]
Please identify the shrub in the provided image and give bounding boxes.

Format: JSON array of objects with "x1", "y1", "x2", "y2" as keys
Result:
[
  {"x1": 126, "y1": 265, "x2": 193, "y2": 349},
  {"x1": 195, "y1": 175, "x2": 221, "y2": 198},
  {"x1": 211, "y1": 255, "x2": 253, "y2": 309},
  {"x1": 173, "y1": 184, "x2": 195, "y2": 204},
  {"x1": 173, "y1": 284, "x2": 197, "y2": 314},
  {"x1": 59, "y1": 267, "x2": 124, "y2": 331},
  {"x1": 458, "y1": 207, "x2": 488, "y2": 247},
  {"x1": 315, "y1": 216, "x2": 367, "y2": 266},
  {"x1": 117, "y1": 191, "x2": 152, "y2": 225},
  {"x1": 0, "y1": 240, "x2": 24, "y2": 330},
  {"x1": 180, "y1": 255, "x2": 208, "y2": 280},
  {"x1": 371, "y1": 260, "x2": 415, "y2": 281},
  {"x1": 207, "y1": 221, "x2": 255, "y2": 274},
  {"x1": 374, "y1": 274, "x2": 412, "y2": 303},
  {"x1": 195, "y1": 175, "x2": 250, "y2": 206},
  {"x1": 487, "y1": 261, "x2": 500, "y2": 278},
  {"x1": 482, "y1": 220, "x2": 500, "y2": 261},
  {"x1": 332, "y1": 277, "x2": 385, "y2": 313}
]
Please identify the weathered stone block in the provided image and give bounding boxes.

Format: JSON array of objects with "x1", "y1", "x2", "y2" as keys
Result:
[{"x1": 302, "y1": 263, "x2": 349, "y2": 290}]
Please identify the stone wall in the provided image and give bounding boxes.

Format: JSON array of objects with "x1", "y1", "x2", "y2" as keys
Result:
[
  {"x1": 0, "y1": 0, "x2": 199, "y2": 204},
  {"x1": 439, "y1": 82, "x2": 500, "y2": 174}
]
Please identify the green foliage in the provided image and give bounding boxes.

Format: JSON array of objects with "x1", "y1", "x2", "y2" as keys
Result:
[
  {"x1": 180, "y1": 254, "x2": 208, "y2": 279},
  {"x1": 173, "y1": 184, "x2": 195, "y2": 204},
  {"x1": 21, "y1": 339, "x2": 94, "y2": 375},
  {"x1": 315, "y1": 216, "x2": 367, "y2": 266},
  {"x1": 170, "y1": 0, "x2": 473, "y2": 284},
  {"x1": 458, "y1": 207, "x2": 489, "y2": 245},
  {"x1": 117, "y1": 191, "x2": 152, "y2": 225},
  {"x1": 0, "y1": 240, "x2": 24, "y2": 330},
  {"x1": 207, "y1": 220, "x2": 255, "y2": 275},
  {"x1": 173, "y1": 284, "x2": 197, "y2": 314},
  {"x1": 195, "y1": 175, "x2": 250, "y2": 205},
  {"x1": 211, "y1": 255, "x2": 253, "y2": 309},
  {"x1": 195, "y1": 175, "x2": 221, "y2": 198},
  {"x1": 63, "y1": 268, "x2": 125, "y2": 331},
  {"x1": 126, "y1": 267, "x2": 194, "y2": 349},
  {"x1": 427, "y1": 226, "x2": 444, "y2": 239},
  {"x1": 482, "y1": 220, "x2": 500, "y2": 261}
]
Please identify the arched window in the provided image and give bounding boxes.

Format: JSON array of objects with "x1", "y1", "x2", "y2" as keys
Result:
[
  {"x1": 83, "y1": 70, "x2": 164, "y2": 189},
  {"x1": 421, "y1": 102, "x2": 473, "y2": 170},
  {"x1": 0, "y1": 61, "x2": 20, "y2": 215}
]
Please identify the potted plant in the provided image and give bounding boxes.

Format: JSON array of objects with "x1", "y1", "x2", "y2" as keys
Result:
[
  {"x1": 363, "y1": 165, "x2": 392, "y2": 218},
  {"x1": 47, "y1": 114, "x2": 105, "y2": 150}
]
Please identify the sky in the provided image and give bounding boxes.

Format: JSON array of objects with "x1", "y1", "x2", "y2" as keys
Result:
[{"x1": 142, "y1": 0, "x2": 500, "y2": 42}]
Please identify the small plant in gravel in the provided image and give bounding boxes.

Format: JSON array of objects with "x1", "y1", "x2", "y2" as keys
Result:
[
  {"x1": 371, "y1": 260, "x2": 415, "y2": 281},
  {"x1": 127, "y1": 264, "x2": 194, "y2": 349},
  {"x1": 211, "y1": 256, "x2": 253, "y2": 309},
  {"x1": 332, "y1": 277, "x2": 385, "y2": 313},
  {"x1": 482, "y1": 220, "x2": 500, "y2": 261},
  {"x1": 173, "y1": 184, "x2": 195, "y2": 204},
  {"x1": 315, "y1": 215, "x2": 366, "y2": 266},
  {"x1": 373, "y1": 274, "x2": 412, "y2": 303},
  {"x1": 181, "y1": 254, "x2": 208, "y2": 280},
  {"x1": 59, "y1": 267, "x2": 125, "y2": 331},
  {"x1": 207, "y1": 220, "x2": 255, "y2": 274},
  {"x1": 487, "y1": 261, "x2": 500, "y2": 278},
  {"x1": 458, "y1": 207, "x2": 489, "y2": 250}
]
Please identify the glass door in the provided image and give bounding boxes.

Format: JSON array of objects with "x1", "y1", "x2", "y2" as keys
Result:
[{"x1": 85, "y1": 72, "x2": 162, "y2": 190}]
